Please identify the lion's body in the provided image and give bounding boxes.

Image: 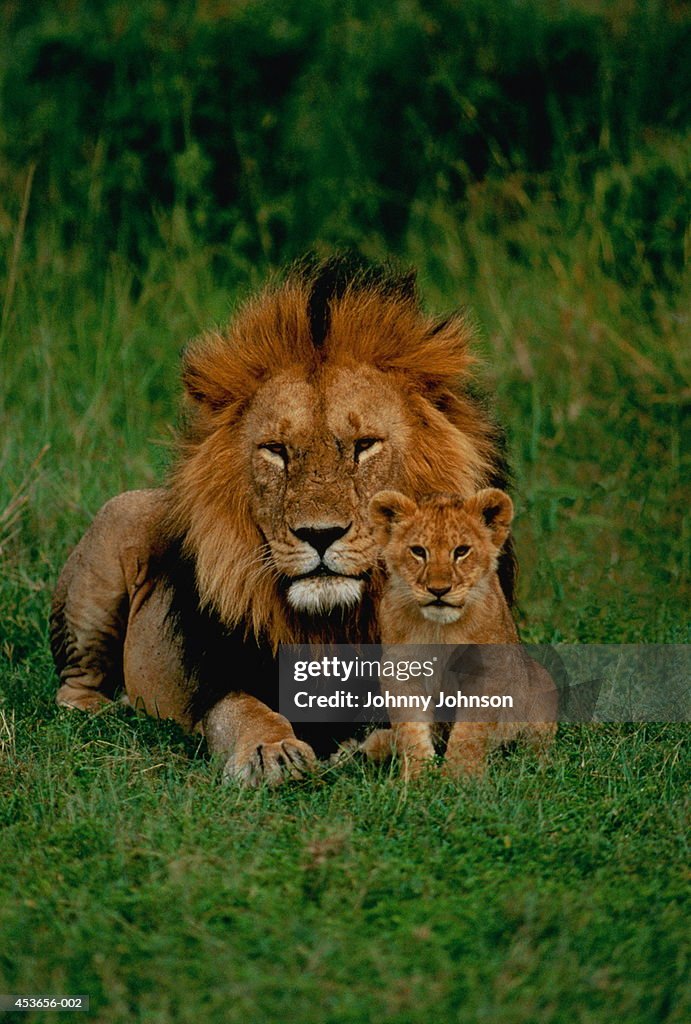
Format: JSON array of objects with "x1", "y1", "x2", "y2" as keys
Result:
[
  {"x1": 362, "y1": 489, "x2": 556, "y2": 778},
  {"x1": 51, "y1": 256, "x2": 516, "y2": 785}
]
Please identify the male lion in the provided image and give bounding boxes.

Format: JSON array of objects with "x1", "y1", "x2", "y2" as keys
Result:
[{"x1": 51, "y1": 255, "x2": 514, "y2": 786}]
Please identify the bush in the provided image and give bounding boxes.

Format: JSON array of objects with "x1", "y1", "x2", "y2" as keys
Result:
[{"x1": 1, "y1": 0, "x2": 689, "y2": 284}]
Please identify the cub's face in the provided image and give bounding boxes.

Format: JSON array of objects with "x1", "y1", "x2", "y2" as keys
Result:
[
  {"x1": 242, "y1": 365, "x2": 411, "y2": 614},
  {"x1": 370, "y1": 490, "x2": 513, "y2": 624}
]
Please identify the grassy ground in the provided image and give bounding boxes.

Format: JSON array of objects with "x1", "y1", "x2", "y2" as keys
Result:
[
  {"x1": 0, "y1": 697, "x2": 688, "y2": 1023},
  {"x1": 0, "y1": 228, "x2": 688, "y2": 1021}
]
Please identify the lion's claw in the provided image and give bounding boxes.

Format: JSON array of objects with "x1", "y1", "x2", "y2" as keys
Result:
[{"x1": 223, "y1": 738, "x2": 317, "y2": 788}]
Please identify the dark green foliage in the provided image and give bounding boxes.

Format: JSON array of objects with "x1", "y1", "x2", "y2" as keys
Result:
[{"x1": 1, "y1": 0, "x2": 689, "y2": 282}]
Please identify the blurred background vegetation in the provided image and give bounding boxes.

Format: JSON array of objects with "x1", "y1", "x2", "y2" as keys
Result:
[
  {"x1": 0, "y1": 0, "x2": 689, "y2": 641},
  {"x1": 1, "y1": 0, "x2": 689, "y2": 279}
]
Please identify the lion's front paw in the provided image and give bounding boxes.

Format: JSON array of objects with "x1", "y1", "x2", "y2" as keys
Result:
[{"x1": 223, "y1": 738, "x2": 317, "y2": 788}]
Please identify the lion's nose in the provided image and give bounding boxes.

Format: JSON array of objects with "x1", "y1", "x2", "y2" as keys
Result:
[
  {"x1": 428, "y1": 585, "x2": 451, "y2": 598},
  {"x1": 291, "y1": 524, "x2": 351, "y2": 557}
]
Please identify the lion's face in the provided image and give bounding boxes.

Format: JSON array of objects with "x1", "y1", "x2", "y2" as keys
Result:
[{"x1": 243, "y1": 365, "x2": 410, "y2": 613}]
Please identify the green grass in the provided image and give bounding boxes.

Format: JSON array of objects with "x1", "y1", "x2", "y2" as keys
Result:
[
  {"x1": 0, "y1": 678, "x2": 688, "y2": 1023},
  {"x1": 0, "y1": 211, "x2": 687, "y2": 1019},
  {"x1": 0, "y1": 2, "x2": 689, "y2": 1018},
  {"x1": 0, "y1": 229, "x2": 688, "y2": 1021},
  {"x1": 1, "y1": 210, "x2": 689, "y2": 1022}
]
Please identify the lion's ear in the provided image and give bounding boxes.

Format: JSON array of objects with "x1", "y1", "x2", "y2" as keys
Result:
[
  {"x1": 369, "y1": 491, "x2": 418, "y2": 543},
  {"x1": 464, "y1": 488, "x2": 514, "y2": 550},
  {"x1": 181, "y1": 335, "x2": 237, "y2": 412}
]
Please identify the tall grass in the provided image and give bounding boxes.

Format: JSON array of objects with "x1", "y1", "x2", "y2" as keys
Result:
[{"x1": 1, "y1": 181, "x2": 687, "y2": 646}]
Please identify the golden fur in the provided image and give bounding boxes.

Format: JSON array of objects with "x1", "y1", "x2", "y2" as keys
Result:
[
  {"x1": 51, "y1": 259, "x2": 515, "y2": 786},
  {"x1": 166, "y1": 281, "x2": 499, "y2": 645},
  {"x1": 360, "y1": 489, "x2": 556, "y2": 778}
]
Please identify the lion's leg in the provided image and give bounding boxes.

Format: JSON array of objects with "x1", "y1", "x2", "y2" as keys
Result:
[
  {"x1": 51, "y1": 489, "x2": 166, "y2": 712},
  {"x1": 202, "y1": 693, "x2": 317, "y2": 787}
]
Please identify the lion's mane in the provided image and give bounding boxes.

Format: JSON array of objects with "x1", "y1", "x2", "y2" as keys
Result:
[{"x1": 163, "y1": 255, "x2": 513, "y2": 659}]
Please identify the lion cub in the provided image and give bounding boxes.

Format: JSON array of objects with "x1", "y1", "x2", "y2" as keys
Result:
[{"x1": 364, "y1": 489, "x2": 556, "y2": 778}]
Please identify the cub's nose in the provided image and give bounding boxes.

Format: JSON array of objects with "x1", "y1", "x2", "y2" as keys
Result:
[
  {"x1": 427, "y1": 585, "x2": 451, "y2": 598},
  {"x1": 291, "y1": 524, "x2": 351, "y2": 558}
]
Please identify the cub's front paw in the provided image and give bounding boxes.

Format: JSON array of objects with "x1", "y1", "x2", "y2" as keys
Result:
[
  {"x1": 441, "y1": 753, "x2": 487, "y2": 780},
  {"x1": 223, "y1": 738, "x2": 317, "y2": 788}
]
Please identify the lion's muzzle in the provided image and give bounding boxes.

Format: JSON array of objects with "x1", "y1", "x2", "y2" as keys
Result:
[
  {"x1": 289, "y1": 522, "x2": 352, "y2": 557},
  {"x1": 287, "y1": 575, "x2": 365, "y2": 614}
]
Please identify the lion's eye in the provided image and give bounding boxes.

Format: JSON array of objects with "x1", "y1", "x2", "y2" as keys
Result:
[
  {"x1": 454, "y1": 545, "x2": 471, "y2": 560},
  {"x1": 354, "y1": 437, "x2": 382, "y2": 462},
  {"x1": 409, "y1": 545, "x2": 428, "y2": 560},
  {"x1": 259, "y1": 442, "x2": 288, "y2": 467}
]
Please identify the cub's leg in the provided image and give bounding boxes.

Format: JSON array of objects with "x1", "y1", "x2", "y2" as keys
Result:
[
  {"x1": 445, "y1": 719, "x2": 557, "y2": 778},
  {"x1": 204, "y1": 693, "x2": 317, "y2": 787},
  {"x1": 443, "y1": 721, "x2": 498, "y2": 778},
  {"x1": 524, "y1": 720, "x2": 557, "y2": 756},
  {"x1": 357, "y1": 725, "x2": 436, "y2": 777},
  {"x1": 358, "y1": 728, "x2": 395, "y2": 761},
  {"x1": 521, "y1": 658, "x2": 558, "y2": 757},
  {"x1": 392, "y1": 721, "x2": 436, "y2": 780}
]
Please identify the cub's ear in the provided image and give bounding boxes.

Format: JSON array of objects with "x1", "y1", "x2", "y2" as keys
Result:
[
  {"x1": 369, "y1": 491, "x2": 418, "y2": 542},
  {"x1": 464, "y1": 488, "x2": 514, "y2": 549}
]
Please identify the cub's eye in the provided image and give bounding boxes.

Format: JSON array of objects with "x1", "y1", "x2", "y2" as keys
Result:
[
  {"x1": 454, "y1": 545, "x2": 471, "y2": 560},
  {"x1": 258, "y1": 442, "x2": 288, "y2": 466},
  {"x1": 409, "y1": 545, "x2": 428, "y2": 560},
  {"x1": 354, "y1": 437, "x2": 382, "y2": 462}
]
